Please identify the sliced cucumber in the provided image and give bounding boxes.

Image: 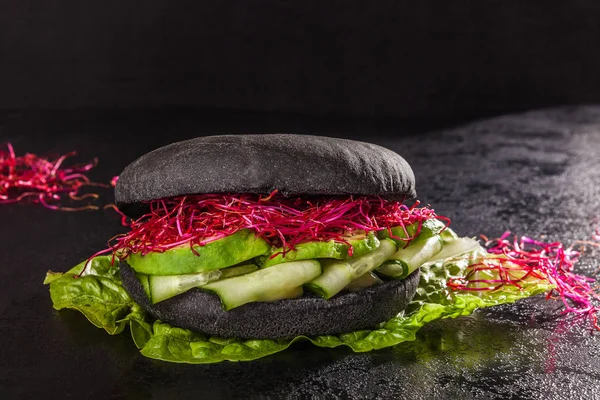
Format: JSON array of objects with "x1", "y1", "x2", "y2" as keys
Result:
[
  {"x1": 305, "y1": 239, "x2": 397, "y2": 299},
  {"x1": 260, "y1": 232, "x2": 380, "y2": 268},
  {"x1": 259, "y1": 285, "x2": 304, "y2": 302},
  {"x1": 440, "y1": 227, "x2": 459, "y2": 243},
  {"x1": 345, "y1": 272, "x2": 382, "y2": 292},
  {"x1": 201, "y1": 260, "x2": 321, "y2": 310},
  {"x1": 219, "y1": 263, "x2": 258, "y2": 279},
  {"x1": 375, "y1": 260, "x2": 410, "y2": 280},
  {"x1": 127, "y1": 229, "x2": 270, "y2": 275},
  {"x1": 146, "y1": 270, "x2": 222, "y2": 304},
  {"x1": 376, "y1": 235, "x2": 443, "y2": 279},
  {"x1": 304, "y1": 261, "x2": 354, "y2": 299},
  {"x1": 424, "y1": 236, "x2": 484, "y2": 264}
]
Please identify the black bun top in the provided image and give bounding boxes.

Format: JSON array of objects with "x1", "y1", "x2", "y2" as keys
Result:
[
  {"x1": 120, "y1": 261, "x2": 419, "y2": 339},
  {"x1": 115, "y1": 134, "x2": 416, "y2": 217}
]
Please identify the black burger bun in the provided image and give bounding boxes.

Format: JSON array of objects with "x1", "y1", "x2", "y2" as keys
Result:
[
  {"x1": 115, "y1": 134, "x2": 416, "y2": 218},
  {"x1": 120, "y1": 261, "x2": 420, "y2": 339}
]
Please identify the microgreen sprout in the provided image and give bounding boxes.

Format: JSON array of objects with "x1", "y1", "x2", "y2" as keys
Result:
[
  {"x1": 449, "y1": 232, "x2": 600, "y2": 331},
  {"x1": 0, "y1": 142, "x2": 106, "y2": 211},
  {"x1": 106, "y1": 192, "x2": 442, "y2": 262}
]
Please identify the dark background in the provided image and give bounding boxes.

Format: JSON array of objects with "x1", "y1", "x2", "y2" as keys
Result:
[{"x1": 1, "y1": 1, "x2": 600, "y2": 118}]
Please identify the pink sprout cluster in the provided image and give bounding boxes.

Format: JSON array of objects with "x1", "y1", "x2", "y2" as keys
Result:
[
  {"x1": 449, "y1": 231, "x2": 600, "y2": 331},
  {"x1": 0, "y1": 142, "x2": 104, "y2": 211},
  {"x1": 106, "y1": 192, "x2": 443, "y2": 260}
]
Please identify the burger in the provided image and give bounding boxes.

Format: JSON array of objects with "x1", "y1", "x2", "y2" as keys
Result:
[
  {"x1": 114, "y1": 133, "x2": 461, "y2": 339},
  {"x1": 45, "y1": 134, "x2": 557, "y2": 363}
]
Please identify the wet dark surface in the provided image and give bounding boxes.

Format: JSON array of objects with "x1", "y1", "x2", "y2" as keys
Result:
[{"x1": 1, "y1": 106, "x2": 600, "y2": 399}]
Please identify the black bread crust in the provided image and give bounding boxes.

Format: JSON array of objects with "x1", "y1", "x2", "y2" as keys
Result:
[
  {"x1": 115, "y1": 134, "x2": 416, "y2": 218},
  {"x1": 120, "y1": 261, "x2": 419, "y2": 339}
]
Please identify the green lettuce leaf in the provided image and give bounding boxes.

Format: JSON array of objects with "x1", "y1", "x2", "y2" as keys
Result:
[
  {"x1": 44, "y1": 250, "x2": 554, "y2": 364},
  {"x1": 45, "y1": 256, "x2": 133, "y2": 335}
]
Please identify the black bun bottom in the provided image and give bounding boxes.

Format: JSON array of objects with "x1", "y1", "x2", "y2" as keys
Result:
[{"x1": 120, "y1": 261, "x2": 420, "y2": 339}]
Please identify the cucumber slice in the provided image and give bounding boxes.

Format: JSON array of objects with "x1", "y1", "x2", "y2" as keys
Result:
[
  {"x1": 305, "y1": 239, "x2": 397, "y2": 299},
  {"x1": 345, "y1": 272, "x2": 383, "y2": 292},
  {"x1": 147, "y1": 270, "x2": 222, "y2": 304},
  {"x1": 377, "y1": 235, "x2": 443, "y2": 279},
  {"x1": 260, "y1": 232, "x2": 380, "y2": 268},
  {"x1": 127, "y1": 229, "x2": 270, "y2": 275},
  {"x1": 219, "y1": 263, "x2": 258, "y2": 279},
  {"x1": 304, "y1": 261, "x2": 354, "y2": 299},
  {"x1": 424, "y1": 236, "x2": 484, "y2": 264},
  {"x1": 440, "y1": 227, "x2": 459, "y2": 243},
  {"x1": 375, "y1": 260, "x2": 410, "y2": 280},
  {"x1": 259, "y1": 285, "x2": 304, "y2": 302},
  {"x1": 201, "y1": 260, "x2": 321, "y2": 310}
]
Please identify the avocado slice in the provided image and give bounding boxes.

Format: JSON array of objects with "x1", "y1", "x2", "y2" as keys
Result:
[
  {"x1": 259, "y1": 232, "x2": 381, "y2": 268},
  {"x1": 127, "y1": 229, "x2": 271, "y2": 275},
  {"x1": 378, "y1": 218, "x2": 448, "y2": 245}
]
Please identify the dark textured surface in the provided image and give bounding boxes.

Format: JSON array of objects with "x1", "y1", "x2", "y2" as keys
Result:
[
  {"x1": 115, "y1": 134, "x2": 415, "y2": 217},
  {"x1": 120, "y1": 261, "x2": 420, "y2": 339},
  {"x1": 1, "y1": 107, "x2": 600, "y2": 399},
  {"x1": 2, "y1": 2, "x2": 600, "y2": 118}
]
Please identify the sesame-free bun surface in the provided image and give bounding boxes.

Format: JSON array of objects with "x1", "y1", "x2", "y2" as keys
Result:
[{"x1": 115, "y1": 134, "x2": 416, "y2": 217}]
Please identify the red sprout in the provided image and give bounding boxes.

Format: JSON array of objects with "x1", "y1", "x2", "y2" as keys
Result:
[
  {"x1": 106, "y1": 193, "x2": 443, "y2": 262},
  {"x1": 0, "y1": 142, "x2": 106, "y2": 211},
  {"x1": 448, "y1": 232, "x2": 600, "y2": 331}
]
